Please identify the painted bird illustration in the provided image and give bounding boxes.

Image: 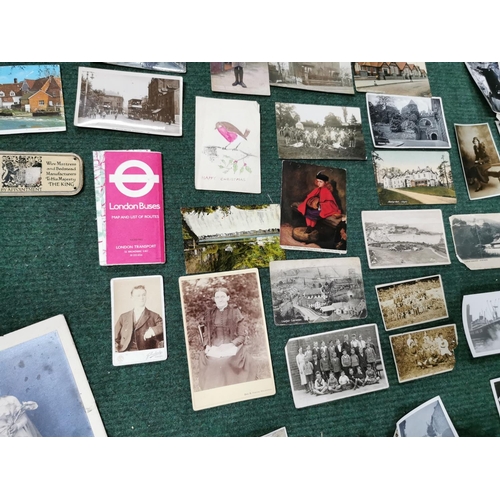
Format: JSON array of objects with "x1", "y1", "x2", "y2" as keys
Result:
[{"x1": 215, "y1": 121, "x2": 250, "y2": 149}]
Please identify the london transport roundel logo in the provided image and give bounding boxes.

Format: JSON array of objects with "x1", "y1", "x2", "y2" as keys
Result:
[{"x1": 109, "y1": 160, "x2": 159, "y2": 198}]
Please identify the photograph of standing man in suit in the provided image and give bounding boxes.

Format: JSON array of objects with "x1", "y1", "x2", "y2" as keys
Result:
[{"x1": 115, "y1": 285, "x2": 164, "y2": 352}]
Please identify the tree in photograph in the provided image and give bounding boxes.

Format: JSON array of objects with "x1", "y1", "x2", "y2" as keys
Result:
[
  {"x1": 276, "y1": 103, "x2": 300, "y2": 128},
  {"x1": 324, "y1": 112, "x2": 342, "y2": 128},
  {"x1": 349, "y1": 114, "x2": 358, "y2": 125},
  {"x1": 437, "y1": 156, "x2": 452, "y2": 187}
]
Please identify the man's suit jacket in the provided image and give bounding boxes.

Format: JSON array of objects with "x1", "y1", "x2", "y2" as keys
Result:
[{"x1": 115, "y1": 307, "x2": 163, "y2": 352}]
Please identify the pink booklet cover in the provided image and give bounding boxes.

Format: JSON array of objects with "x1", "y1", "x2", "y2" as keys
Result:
[{"x1": 100, "y1": 151, "x2": 165, "y2": 265}]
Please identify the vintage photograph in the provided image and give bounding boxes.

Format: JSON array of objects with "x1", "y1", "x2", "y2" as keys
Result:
[
  {"x1": 195, "y1": 96, "x2": 260, "y2": 193},
  {"x1": 396, "y1": 396, "x2": 458, "y2": 437},
  {"x1": 275, "y1": 102, "x2": 365, "y2": 160},
  {"x1": 490, "y1": 377, "x2": 500, "y2": 417},
  {"x1": 111, "y1": 276, "x2": 167, "y2": 367},
  {"x1": 285, "y1": 324, "x2": 389, "y2": 409},
  {"x1": 74, "y1": 67, "x2": 182, "y2": 136},
  {"x1": 0, "y1": 315, "x2": 106, "y2": 437},
  {"x1": 372, "y1": 150, "x2": 456, "y2": 205},
  {"x1": 270, "y1": 257, "x2": 366, "y2": 326},
  {"x1": 107, "y1": 62, "x2": 186, "y2": 73},
  {"x1": 390, "y1": 324, "x2": 457, "y2": 383},
  {"x1": 455, "y1": 123, "x2": 500, "y2": 200},
  {"x1": 362, "y1": 209, "x2": 450, "y2": 269},
  {"x1": 262, "y1": 426, "x2": 288, "y2": 437},
  {"x1": 181, "y1": 204, "x2": 284, "y2": 274},
  {"x1": 353, "y1": 62, "x2": 431, "y2": 96},
  {"x1": 450, "y1": 214, "x2": 500, "y2": 270},
  {"x1": 462, "y1": 290, "x2": 500, "y2": 358},
  {"x1": 0, "y1": 64, "x2": 65, "y2": 135},
  {"x1": 179, "y1": 269, "x2": 275, "y2": 411},
  {"x1": 366, "y1": 93, "x2": 451, "y2": 149},
  {"x1": 375, "y1": 275, "x2": 448, "y2": 331},
  {"x1": 268, "y1": 62, "x2": 354, "y2": 94},
  {"x1": 280, "y1": 161, "x2": 347, "y2": 254},
  {"x1": 465, "y1": 63, "x2": 500, "y2": 114},
  {"x1": 210, "y1": 62, "x2": 270, "y2": 96}
]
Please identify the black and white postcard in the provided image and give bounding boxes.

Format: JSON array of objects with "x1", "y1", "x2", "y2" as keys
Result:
[
  {"x1": 111, "y1": 275, "x2": 167, "y2": 366},
  {"x1": 396, "y1": 396, "x2": 458, "y2": 437},
  {"x1": 262, "y1": 427, "x2": 288, "y2": 437},
  {"x1": 390, "y1": 324, "x2": 457, "y2": 383},
  {"x1": 353, "y1": 62, "x2": 431, "y2": 96},
  {"x1": 0, "y1": 315, "x2": 106, "y2": 437},
  {"x1": 195, "y1": 96, "x2": 260, "y2": 193},
  {"x1": 462, "y1": 290, "x2": 500, "y2": 358},
  {"x1": 74, "y1": 67, "x2": 182, "y2": 136},
  {"x1": 286, "y1": 324, "x2": 388, "y2": 409},
  {"x1": 372, "y1": 150, "x2": 456, "y2": 205},
  {"x1": 366, "y1": 93, "x2": 451, "y2": 149},
  {"x1": 181, "y1": 204, "x2": 284, "y2": 274},
  {"x1": 275, "y1": 102, "x2": 366, "y2": 160},
  {"x1": 107, "y1": 62, "x2": 186, "y2": 73},
  {"x1": 375, "y1": 275, "x2": 448, "y2": 331},
  {"x1": 280, "y1": 161, "x2": 347, "y2": 254},
  {"x1": 490, "y1": 377, "x2": 500, "y2": 417},
  {"x1": 179, "y1": 269, "x2": 275, "y2": 411},
  {"x1": 455, "y1": 123, "x2": 500, "y2": 200},
  {"x1": 362, "y1": 209, "x2": 450, "y2": 269},
  {"x1": 210, "y1": 63, "x2": 270, "y2": 96},
  {"x1": 450, "y1": 214, "x2": 500, "y2": 270},
  {"x1": 465, "y1": 63, "x2": 500, "y2": 116},
  {"x1": 270, "y1": 257, "x2": 366, "y2": 326},
  {"x1": 268, "y1": 62, "x2": 354, "y2": 94}
]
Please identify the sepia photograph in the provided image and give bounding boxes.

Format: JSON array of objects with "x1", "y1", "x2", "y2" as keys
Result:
[
  {"x1": 455, "y1": 123, "x2": 500, "y2": 200},
  {"x1": 353, "y1": 62, "x2": 431, "y2": 96},
  {"x1": 375, "y1": 275, "x2": 448, "y2": 331},
  {"x1": 390, "y1": 324, "x2": 457, "y2": 383},
  {"x1": 210, "y1": 62, "x2": 270, "y2": 96},
  {"x1": 450, "y1": 214, "x2": 500, "y2": 270},
  {"x1": 181, "y1": 204, "x2": 285, "y2": 274},
  {"x1": 268, "y1": 62, "x2": 354, "y2": 94},
  {"x1": 362, "y1": 209, "x2": 450, "y2": 269},
  {"x1": 397, "y1": 396, "x2": 458, "y2": 437},
  {"x1": 462, "y1": 290, "x2": 500, "y2": 358},
  {"x1": 275, "y1": 102, "x2": 365, "y2": 160},
  {"x1": 285, "y1": 324, "x2": 389, "y2": 409},
  {"x1": 74, "y1": 67, "x2": 182, "y2": 136},
  {"x1": 465, "y1": 62, "x2": 500, "y2": 114},
  {"x1": 280, "y1": 161, "x2": 347, "y2": 254},
  {"x1": 0, "y1": 64, "x2": 65, "y2": 135},
  {"x1": 366, "y1": 93, "x2": 451, "y2": 149},
  {"x1": 489, "y1": 377, "x2": 500, "y2": 417},
  {"x1": 107, "y1": 62, "x2": 186, "y2": 73},
  {"x1": 111, "y1": 276, "x2": 167, "y2": 367},
  {"x1": 179, "y1": 269, "x2": 275, "y2": 411},
  {"x1": 372, "y1": 150, "x2": 456, "y2": 205},
  {"x1": 0, "y1": 315, "x2": 106, "y2": 437},
  {"x1": 270, "y1": 257, "x2": 366, "y2": 326}
]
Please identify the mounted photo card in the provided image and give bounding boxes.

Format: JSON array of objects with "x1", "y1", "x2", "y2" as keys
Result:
[{"x1": 210, "y1": 62, "x2": 270, "y2": 96}]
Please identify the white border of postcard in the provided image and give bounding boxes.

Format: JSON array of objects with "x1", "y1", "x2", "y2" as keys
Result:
[{"x1": 490, "y1": 377, "x2": 500, "y2": 417}]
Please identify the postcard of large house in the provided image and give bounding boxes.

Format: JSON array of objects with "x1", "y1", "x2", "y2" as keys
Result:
[
  {"x1": 181, "y1": 204, "x2": 284, "y2": 274},
  {"x1": 280, "y1": 161, "x2": 347, "y2": 254},
  {"x1": 269, "y1": 257, "x2": 366, "y2": 326},
  {"x1": 210, "y1": 63, "x2": 270, "y2": 96},
  {"x1": 455, "y1": 123, "x2": 500, "y2": 200},
  {"x1": 462, "y1": 290, "x2": 500, "y2": 358},
  {"x1": 465, "y1": 63, "x2": 500, "y2": 115},
  {"x1": 362, "y1": 209, "x2": 450, "y2": 269},
  {"x1": 449, "y1": 214, "x2": 500, "y2": 270},
  {"x1": 366, "y1": 93, "x2": 451, "y2": 149},
  {"x1": 390, "y1": 324, "x2": 457, "y2": 384},
  {"x1": 74, "y1": 67, "x2": 182, "y2": 136},
  {"x1": 372, "y1": 150, "x2": 456, "y2": 205},
  {"x1": 375, "y1": 274, "x2": 448, "y2": 331},
  {"x1": 268, "y1": 62, "x2": 354, "y2": 94},
  {"x1": 275, "y1": 102, "x2": 366, "y2": 160},
  {"x1": 285, "y1": 324, "x2": 389, "y2": 409},
  {"x1": 396, "y1": 396, "x2": 458, "y2": 437},
  {"x1": 0, "y1": 315, "x2": 107, "y2": 436},
  {"x1": 195, "y1": 96, "x2": 260, "y2": 193},
  {"x1": 107, "y1": 62, "x2": 187, "y2": 73},
  {"x1": 0, "y1": 64, "x2": 66, "y2": 135},
  {"x1": 353, "y1": 62, "x2": 431, "y2": 97}
]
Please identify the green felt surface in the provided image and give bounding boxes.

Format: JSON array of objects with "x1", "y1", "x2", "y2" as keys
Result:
[{"x1": 0, "y1": 62, "x2": 499, "y2": 436}]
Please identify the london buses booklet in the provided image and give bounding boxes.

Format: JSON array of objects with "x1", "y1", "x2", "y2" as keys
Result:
[{"x1": 93, "y1": 150, "x2": 165, "y2": 265}]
